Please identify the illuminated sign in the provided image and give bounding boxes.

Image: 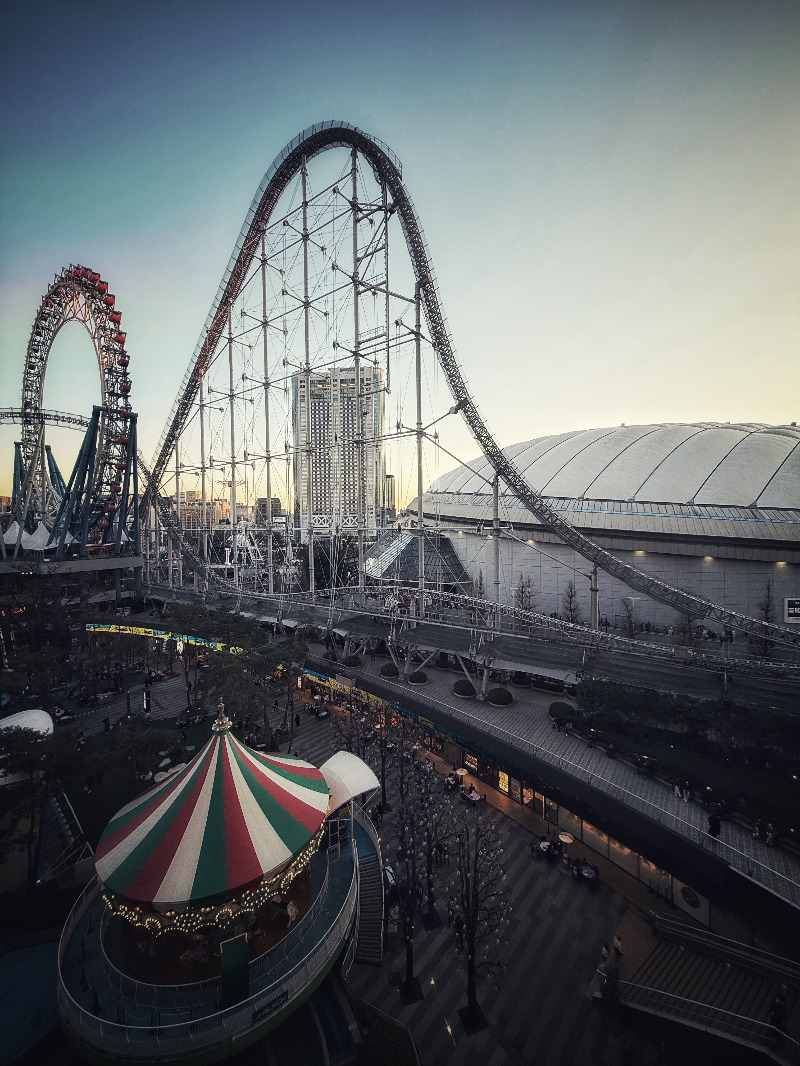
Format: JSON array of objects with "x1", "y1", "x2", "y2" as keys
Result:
[
  {"x1": 785, "y1": 599, "x2": 800, "y2": 624},
  {"x1": 85, "y1": 623, "x2": 243, "y2": 654}
]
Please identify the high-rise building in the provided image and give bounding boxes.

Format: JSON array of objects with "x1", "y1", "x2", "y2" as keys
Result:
[
  {"x1": 292, "y1": 366, "x2": 385, "y2": 540},
  {"x1": 383, "y1": 473, "x2": 396, "y2": 522}
]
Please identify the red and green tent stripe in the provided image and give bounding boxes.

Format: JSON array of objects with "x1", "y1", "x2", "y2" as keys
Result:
[{"x1": 95, "y1": 730, "x2": 330, "y2": 905}]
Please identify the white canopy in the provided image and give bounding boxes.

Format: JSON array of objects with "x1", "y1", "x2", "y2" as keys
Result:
[
  {"x1": 320, "y1": 750, "x2": 380, "y2": 811},
  {"x1": 0, "y1": 709, "x2": 54, "y2": 786}
]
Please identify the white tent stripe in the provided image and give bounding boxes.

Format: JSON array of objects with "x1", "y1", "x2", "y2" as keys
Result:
[
  {"x1": 235, "y1": 745, "x2": 329, "y2": 815},
  {"x1": 226, "y1": 739, "x2": 294, "y2": 878},
  {"x1": 154, "y1": 739, "x2": 221, "y2": 903}
]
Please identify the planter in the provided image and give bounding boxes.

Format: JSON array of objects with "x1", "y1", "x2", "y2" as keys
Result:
[
  {"x1": 380, "y1": 663, "x2": 399, "y2": 678},
  {"x1": 343, "y1": 655, "x2": 362, "y2": 668},
  {"x1": 408, "y1": 670, "x2": 428, "y2": 685},
  {"x1": 453, "y1": 679, "x2": 476, "y2": 699}
]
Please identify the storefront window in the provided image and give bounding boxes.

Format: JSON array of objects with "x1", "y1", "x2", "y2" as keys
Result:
[
  {"x1": 608, "y1": 838, "x2": 638, "y2": 876},
  {"x1": 464, "y1": 753, "x2": 478, "y2": 772},
  {"x1": 545, "y1": 797, "x2": 558, "y2": 825},
  {"x1": 582, "y1": 821, "x2": 609, "y2": 858},
  {"x1": 498, "y1": 771, "x2": 509, "y2": 795},
  {"x1": 510, "y1": 778, "x2": 521, "y2": 803}
]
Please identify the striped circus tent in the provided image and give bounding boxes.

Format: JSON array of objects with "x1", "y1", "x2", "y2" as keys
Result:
[{"x1": 95, "y1": 720, "x2": 330, "y2": 907}]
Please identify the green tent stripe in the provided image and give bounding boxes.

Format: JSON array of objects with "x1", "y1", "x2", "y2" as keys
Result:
[
  {"x1": 190, "y1": 744, "x2": 229, "y2": 899},
  {"x1": 100, "y1": 756, "x2": 212, "y2": 896},
  {"x1": 231, "y1": 746, "x2": 313, "y2": 857},
  {"x1": 248, "y1": 753, "x2": 329, "y2": 795}
]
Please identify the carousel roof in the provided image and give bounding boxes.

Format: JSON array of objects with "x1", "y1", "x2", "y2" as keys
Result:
[{"x1": 94, "y1": 722, "x2": 330, "y2": 906}]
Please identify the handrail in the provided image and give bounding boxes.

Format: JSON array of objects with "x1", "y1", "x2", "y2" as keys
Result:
[
  {"x1": 614, "y1": 978, "x2": 800, "y2": 1066},
  {"x1": 59, "y1": 854, "x2": 358, "y2": 1057}
]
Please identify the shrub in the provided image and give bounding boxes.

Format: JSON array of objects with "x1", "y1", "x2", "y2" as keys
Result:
[
  {"x1": 343, "y1": 654, "x2": 362, "y2": 668},
  {"x1": 548, "y1": 701, "x2": 574, "y2": 723},
  {"x1": 487, "y1": 687, "x2": 513, "y2": 706},
  {"x1": 453, "y1": 679, "x2": 476, "y2": 698},
  {"x1": 408, "y1": 670, "x2": 428, "y2": 685},
  {"x1": 380, "y1": 662, "x2": 399, "y2": 678}
]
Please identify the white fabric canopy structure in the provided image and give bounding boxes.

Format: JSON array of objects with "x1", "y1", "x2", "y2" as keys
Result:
[{"x1": 319, "y1": 751, "x2": 380, "y2": 811}]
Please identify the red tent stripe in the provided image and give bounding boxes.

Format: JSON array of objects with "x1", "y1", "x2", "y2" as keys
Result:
[
  {"x1": 122, "y1": 741, "x2": 219, "y2": 902},
  {"x1": 221, "y1": 738, "x2": 263, "y2": 890},
  {"x1": 95, "y1": 759, "x2": 205, "y2": 863},
  {"x1": 234, "y1": 750, "x2": 325, "y2": 832}
]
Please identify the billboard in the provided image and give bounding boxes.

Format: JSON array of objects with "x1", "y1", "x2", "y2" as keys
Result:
[{"x1": 785, "y1": 598, "x2": 800, "y2": 624}]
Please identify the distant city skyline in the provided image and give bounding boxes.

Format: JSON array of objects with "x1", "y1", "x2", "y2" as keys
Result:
[{"x1": 2, "y1": 0, "x2": 798, "y2": 502}]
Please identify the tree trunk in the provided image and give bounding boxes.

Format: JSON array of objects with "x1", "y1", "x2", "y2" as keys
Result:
[{"x1": 466, "y1": 932, "x2": 478, "y2": 1017}]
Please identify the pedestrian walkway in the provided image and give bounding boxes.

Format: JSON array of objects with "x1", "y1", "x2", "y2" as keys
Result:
[{"x1": 346, "y1": 657, "x2": 800, "y2": 910}]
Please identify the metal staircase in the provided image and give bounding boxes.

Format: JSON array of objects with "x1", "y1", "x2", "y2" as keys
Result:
[{"x1": 354, "y1": 852, "x2": 384, "y2": 965}]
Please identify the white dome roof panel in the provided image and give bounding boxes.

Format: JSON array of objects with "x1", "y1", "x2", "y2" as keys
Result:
[
  {"x1": 635, "y1": 426, "x2": 750, "y2": 503},
  {"x1": 696, "y1": 432, "x2": 800, "y2": 507},
  {"x1": 589, "y1": 425, "x2": 701, "y2": 501}
]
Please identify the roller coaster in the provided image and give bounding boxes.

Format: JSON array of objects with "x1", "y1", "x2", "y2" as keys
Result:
[{"x1": 3, "y1": 122, "x2": 797, "y2": 681}]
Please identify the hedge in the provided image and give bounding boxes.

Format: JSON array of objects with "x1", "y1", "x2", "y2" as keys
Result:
[{"x1": 453, "y1": 679, "x2": 476, "y2": 698}]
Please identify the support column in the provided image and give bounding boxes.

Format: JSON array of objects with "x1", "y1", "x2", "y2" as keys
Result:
[
  {"x1": 352, "y1": 148, "x2": 365, "y2": 598},
  {"x1": 175, "y1": 441, "x2": 183, "y2": 588},
  {"x1": 261, "y1": 231, "x2": 274, "y2": 594},
  {"x1": 228, "y1": 302, "x2": 238, "y2": 588},
  {"x1": 493, "y1": 474, "x2": 500, "y2": 627},
  {"x1": 199, "y1": 373, "x2": 207, "y2": 580},
  {"x1": 590, "y1": 564, "x2": 599, "y2": 631},
  {"x1": 415, "y1": 281, "x2": 424, "y2": 622},
  {"x1": 302, "y1": 155, "x2": 315, "y2": 600}
]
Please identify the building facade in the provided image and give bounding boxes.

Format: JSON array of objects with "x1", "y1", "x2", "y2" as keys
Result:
[{"x1": 292, "y1": 366, "x2": 385, "y2": 541}]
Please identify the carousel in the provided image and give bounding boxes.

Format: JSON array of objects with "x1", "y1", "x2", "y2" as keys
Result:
[{"x1": 58, "y1": 703, "x2": 381, "y2": 1065}]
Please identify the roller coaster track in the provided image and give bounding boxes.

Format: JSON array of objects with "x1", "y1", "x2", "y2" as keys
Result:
[
  {"x1": 0, "y1": 408, "x2": 90, "y2": 430},
  {"x1": 146, "y1": 121, "x2": 796, "y2": 648}
]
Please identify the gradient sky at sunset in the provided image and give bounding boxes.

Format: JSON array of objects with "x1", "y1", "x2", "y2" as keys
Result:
[{"x1": 1, "y1": 0, "x2": 798, "y2": 497}]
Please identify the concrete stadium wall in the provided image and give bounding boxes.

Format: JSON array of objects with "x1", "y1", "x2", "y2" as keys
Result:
[{"x1": 448, "y1": 530, "x2": 799, "y2": 633}]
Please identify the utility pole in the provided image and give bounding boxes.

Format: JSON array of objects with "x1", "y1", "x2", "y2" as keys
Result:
[{"x1": 590, "y1": 564, "x2": 599, "y2": 631}]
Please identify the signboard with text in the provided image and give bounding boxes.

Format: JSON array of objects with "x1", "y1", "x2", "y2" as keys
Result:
[{"x1": 785, "y1": 599, "x2": 800, "y2": 624}]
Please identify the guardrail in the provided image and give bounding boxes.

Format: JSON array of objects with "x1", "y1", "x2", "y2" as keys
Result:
[
  {"x1": 613, "y1": 978, "x2": 800, "y2": 1066},
  {"x1": 59, "y1": 855, "x2": 358, "y2": 1059}
]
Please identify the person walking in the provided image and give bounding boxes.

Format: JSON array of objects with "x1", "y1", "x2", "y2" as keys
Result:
[
  {"x1": 453, "y1": 913, "x2": 465, "y2": 950},
  {"x1": 447, "y1": 896, "x2": 458, "y2": 928},
  {"x1": 681, "y1": 780, "x2": 691, "y2": 803},
  {"x1": 600, "y1": 942, "x2": 610, "y2": 963},
  {"x1": 612, "y1": 934, "x2": 623, "y2": 959},
  {"x1": 707, "y1": 812, "x2": 722, "y2": 838}
]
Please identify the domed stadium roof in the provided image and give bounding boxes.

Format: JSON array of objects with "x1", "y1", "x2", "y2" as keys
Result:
[
  {"x1": 95, "y1": 723, "x2": 330, "y2": 907},
  {"x1": 424, "y1": 424, "x2": 800, "y2": 543}
]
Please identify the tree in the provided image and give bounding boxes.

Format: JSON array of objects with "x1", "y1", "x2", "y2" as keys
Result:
[
  {"x1": 475, "y1": 570, "x2": 485, "y2": 599},
  {"x1": 619, "y1": 598, "x2": 638, "y2": 639},
  {"x1": 0, "y1": 726, "x2": 75, "y2": 893},
  {"x1": 751, "y1": 581, "x2": 776, "y2": 660},
  {"x1": 451, "y1": 803, "x2": 509, "y2": 1031},
  {"x1": 513, "y1": 574, "x2": 533, "y2": 612},
  {"x1": 562, "y1": 580, "x2": 582, "y2": 625}
]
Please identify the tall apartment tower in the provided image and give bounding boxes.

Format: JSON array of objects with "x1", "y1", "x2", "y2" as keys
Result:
[{"x1": 292, "y1": 366, "x2": 385, "y2": 541}]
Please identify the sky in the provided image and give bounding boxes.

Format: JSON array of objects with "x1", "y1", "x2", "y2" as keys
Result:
[{"x1": 1, "y1": 0, "x2": 799, "y2": 500}]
